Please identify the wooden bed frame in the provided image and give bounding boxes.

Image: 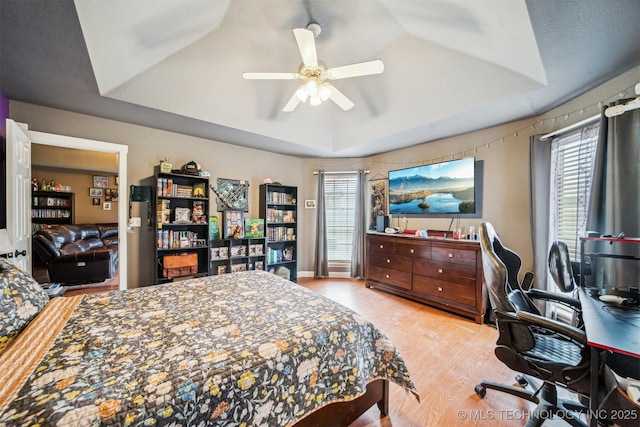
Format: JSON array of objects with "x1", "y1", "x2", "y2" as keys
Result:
[{"x1": 295, "y1": 379, "x2": 389, "y2": 426}]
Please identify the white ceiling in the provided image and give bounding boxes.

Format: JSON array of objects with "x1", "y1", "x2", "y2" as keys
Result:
[{"x1": 1, "y1": 0, "x2": 639, "y2": 158}]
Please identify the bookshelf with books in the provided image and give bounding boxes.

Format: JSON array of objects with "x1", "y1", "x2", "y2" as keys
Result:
[
  {"x1": 154, "y1": 172, "x2": 210, "y2": 284},
  {"x1": 259, "y1": 183, "x2": 297, "y2": 282},
  {"x1": 32, "y1": 191, "x2": 74, "y2": 226},
  {"x1": 210, "y1": 237, "x2": 266, "y2": 275}
]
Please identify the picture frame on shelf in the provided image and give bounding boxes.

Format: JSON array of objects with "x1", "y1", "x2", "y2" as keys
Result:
[
  {"x1": 89, "y1": 188, "x2": 103, "y2": 197},
  {"x1": 174, "y1": 207, "x2": 191, "y2": 223},
  {"x1": 244, "y1": 218, "x2": 264, "y2": 237},
  {"x1": 93, "y1": 176, "x2": 109, "y2": 188},
  {"x1": 223, "y1": 209, "x2": 244, "y2": 238}
]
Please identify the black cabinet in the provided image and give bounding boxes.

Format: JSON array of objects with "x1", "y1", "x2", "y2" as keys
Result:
[
  {"x1": 259, "y1": 184, "x2": 297, "y2": 282},
  {"x1": 210, "y1": 237, "x2": 266, "y2": 275},
  {"x1": 154, "y1": 172, "x2": 210, "y2": 284}
]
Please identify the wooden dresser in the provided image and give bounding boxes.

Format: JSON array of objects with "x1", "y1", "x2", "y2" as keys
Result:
[{"x1": 366, "y1": 232, "x2": 485, "y2": 323}]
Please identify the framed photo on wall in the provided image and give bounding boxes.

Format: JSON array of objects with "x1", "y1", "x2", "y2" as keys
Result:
[
  {"x1": 89, "y1": 188, "x2": 103, "y2": 197},
  {"x1": 93, "y1": 176, "x2": 109, "y2": 188},
  {"x1": 223, "y1": 209, "x2": 244, "y2": 238}
]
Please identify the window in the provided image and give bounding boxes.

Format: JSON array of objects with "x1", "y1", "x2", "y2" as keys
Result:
[
  {"x1": 549, "y1": 124, "x2": 599, "y2": 260},
  {"x1": 548, "y1": 124, "x2": 598, "y2": 323},
  {"x1": 324, "y1": 173, "x2": 357, "y2": 262}
]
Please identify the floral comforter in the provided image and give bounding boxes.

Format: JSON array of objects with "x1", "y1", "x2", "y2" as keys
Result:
[{"x1": 0, "y1": 270, "x2": 418, "y2": 426}]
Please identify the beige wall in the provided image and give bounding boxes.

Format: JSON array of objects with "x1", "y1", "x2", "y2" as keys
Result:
[{"x1": 10, "y1": 65, "x2": 640, "y2": 287}]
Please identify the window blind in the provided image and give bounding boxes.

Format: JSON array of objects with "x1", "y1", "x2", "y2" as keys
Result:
[
  {"x1": 324, "y1": 174, "x2": 357, "y2": 262},
  {"x1": 550, "y1": 125, "x2": 599, "y2": 259},
  {"x1": 549, "y1": 124, "x2": 598, "y2": 324}
]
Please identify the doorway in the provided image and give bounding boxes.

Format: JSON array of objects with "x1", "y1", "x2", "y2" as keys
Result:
[
  {"x1": 11, "y1": 122, "x2": 128, "y2": 290},
  {"x1": 31, "y1": 145, "x2": 120, "y2": 290}
]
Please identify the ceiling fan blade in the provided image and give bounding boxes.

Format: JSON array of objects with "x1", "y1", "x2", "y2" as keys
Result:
[
  {"x1": 293, "y1": 28, "x2": 318, "y2": 67},
  {"x1": 282, "y1": 92, "x2": 302, "y2": 112},
  {"x1": 326, "y1": 59, "x2": 384, "y2": 80},
  {"x1": 242, "y1": 72, "x2": 300, "y2": 80},
  {"x1": 325, "y1": 83, "x2": 354, "y2": 111}
]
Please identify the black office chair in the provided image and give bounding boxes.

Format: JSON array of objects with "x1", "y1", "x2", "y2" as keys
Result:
[{"x1": 475, "y1": 223, "x2": 591, "y2": 427}]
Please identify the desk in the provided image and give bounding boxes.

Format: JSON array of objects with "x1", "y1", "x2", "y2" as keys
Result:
[{"x1": 578, "y1": 288, "x2": 640, "y2": 426}]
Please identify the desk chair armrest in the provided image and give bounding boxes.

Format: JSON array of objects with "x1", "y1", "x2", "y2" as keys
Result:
[
  {"x1": 514, "y1": 310, "x2": 587, "y2": 345},
  {"x1": 526, "y1": 289, "x2": 581, "y2": 310}
]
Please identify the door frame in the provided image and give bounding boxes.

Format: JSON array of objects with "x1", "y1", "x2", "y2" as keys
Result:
[{"x1": 25, "y1": 127, "x2": 128, "y2": 291}]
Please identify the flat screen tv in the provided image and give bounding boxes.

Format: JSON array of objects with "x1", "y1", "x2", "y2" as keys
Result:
[{"x1": 388, "y1": 157, "x2": 476, "y2": 215}]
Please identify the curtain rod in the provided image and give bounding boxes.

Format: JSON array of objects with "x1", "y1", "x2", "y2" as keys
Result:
[
  {"x1": 539, "y1": 113, "x2": 600, "y2": 141},
  {"x1": 313, "y1": 170, "x2": 370, "y2": 175}
]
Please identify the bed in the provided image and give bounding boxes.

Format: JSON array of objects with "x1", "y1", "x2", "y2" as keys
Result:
[{"x1": 0, "y1": 261, "x2": 419, "y2": 426}]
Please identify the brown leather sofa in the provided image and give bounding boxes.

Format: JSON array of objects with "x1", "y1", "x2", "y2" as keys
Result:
[{"x1": 32, "y1": 223, "x2": 118, "y2": 284}]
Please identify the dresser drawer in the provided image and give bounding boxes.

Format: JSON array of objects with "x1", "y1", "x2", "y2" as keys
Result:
[
  {"x1": 413, "y1": 259, "x2": 476, "y2": 287},
  {"x1": 368, "y1": 265, "x2": 412, "y2": 290},
  {"x1": 368, "y1": 237, "x2": 396, "y2": 255},
  {"x1": 431, "y1": 245, "x2": 477, "y2": 267},
  {"x1": 370, "y1": 254, "x2": 413, "y2": 272},
  {"x1": 394, "y1": 241, "x2": 431, "y2": 259},
  {"x1": 412, "y1": 275, "x2": 476, "y2": 307}
]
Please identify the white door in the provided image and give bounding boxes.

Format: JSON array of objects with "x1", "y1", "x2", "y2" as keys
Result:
[{"x1": 5, "y1": 119, "x2": 32, "y2": 272}]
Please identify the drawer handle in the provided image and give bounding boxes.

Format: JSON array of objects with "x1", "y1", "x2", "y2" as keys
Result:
[
  {"x1": 410, "y1": 248, "x2": 414, "y2": 253},
  {"x1": 386, "y1": 258, "x2": 391, "y2": 263},
  {"x1": 448, "y1": 253, "x2": 453, "y2": 258},
  {"x1": 379, "y1": 244, "x2": 384, "y2": 249},
  {"x1": 438, "y1": 287, "x2": 443, "y2": 292},
  {"x1": 385, "y1": 274, "x2": 390, "y2": 279},
  {"x1": 438, "y1": 268, "x2": 443, "y2": 274}
]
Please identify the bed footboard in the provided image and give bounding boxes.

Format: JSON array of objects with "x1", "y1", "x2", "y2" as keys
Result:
[{"x1": 295, "y1": 379, "x2": 389, "y2": 426}]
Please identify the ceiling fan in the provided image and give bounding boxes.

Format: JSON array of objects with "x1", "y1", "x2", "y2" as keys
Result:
[{"x1": 242, "y1": 23, "x2": 384, "y2": 112}]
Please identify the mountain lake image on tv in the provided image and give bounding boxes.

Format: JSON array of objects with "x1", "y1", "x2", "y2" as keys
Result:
[{"x1": 388, "y1": 157, "x2": 475, "y2": 215}]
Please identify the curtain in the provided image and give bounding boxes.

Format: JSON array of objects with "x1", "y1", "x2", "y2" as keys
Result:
[
  {"x1": 314, "y1": 170, "x2": 329, "y2": 278},
  {"x1": 529, "y1": 135, "x2": 552, "y2": 295},
  {"x1": 350, "y1": 170, "x2": 366, "y2": 278},
  {"x1": 586, "y1": 102, "x2": 640, "y2": 288}
]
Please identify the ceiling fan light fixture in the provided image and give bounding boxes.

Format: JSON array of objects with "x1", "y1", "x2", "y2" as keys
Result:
[
  {"x1": 309, "y1": 95, "x2": 322, "y2": 106},
  {"x1": 244, "y1": 26, "x2": 384, "y2": 112},
  {"x1": 295, "y1": 85, "x2": 308, "y2": 102},
  {"x1": 319, "y1": 83, "x2": 331, "y2": 101},
  {"x1": 304, "y1": 79, "x2": 319, "y2": 97}
]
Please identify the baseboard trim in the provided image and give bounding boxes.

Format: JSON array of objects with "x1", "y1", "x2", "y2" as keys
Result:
[{"x1": 298, "y1": 270, "x2": 354, "y2": 279}]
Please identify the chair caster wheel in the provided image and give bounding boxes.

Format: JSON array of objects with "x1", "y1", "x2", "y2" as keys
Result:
[
  {"x1": 516, "y1": 374, "x2": 528, "y2": 388},
  {"x1": 474, "y1": 384, "x2": 486, "y2": 398}
]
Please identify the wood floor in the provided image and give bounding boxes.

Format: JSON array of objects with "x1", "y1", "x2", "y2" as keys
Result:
[
  {"x1": 53, "y1": 274, "x2": 577, "y2": 426},
  {"x1": 298, "y1": 277, "x2": 574, "y2": 427}
]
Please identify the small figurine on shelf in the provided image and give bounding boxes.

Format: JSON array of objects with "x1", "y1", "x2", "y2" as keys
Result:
[
  {"x1": 32, "y1": 178, "x2": 39, "y2": 192},
  {"x1": 231, "y1": 224, "x2": 243, "y2": 239},
  {"x1": 41, "y1": 179, "x2": 47, "y2": 191}
]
